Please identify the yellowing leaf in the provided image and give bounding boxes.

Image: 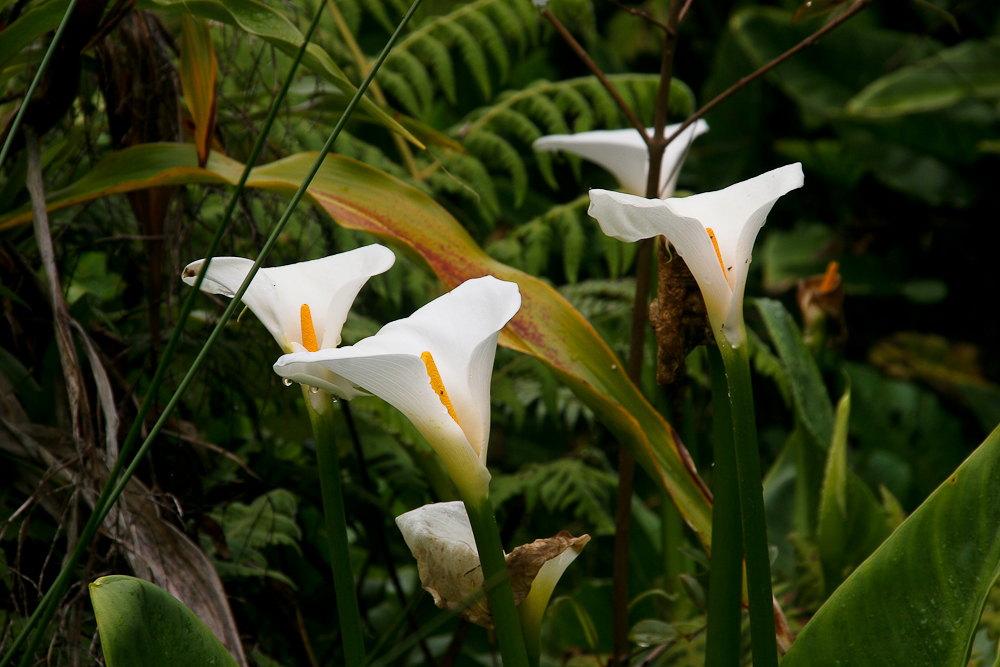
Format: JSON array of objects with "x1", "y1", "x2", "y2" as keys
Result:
[
  {"x1": 0, "y1": 143, "x2": 714, "y2": 549},
  {"x1": 180, "y1": 16, "x2": 218, "y2": 167}
]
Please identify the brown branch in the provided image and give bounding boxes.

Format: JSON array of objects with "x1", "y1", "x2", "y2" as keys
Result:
[
  {"x1": 608, "y1": 0, "x2": 671, "y2": 33},
  {"x1": 610, "y1": 1, "x2": 686, "y2": 665},
  {"x1": 542, "y1": 9, "x2": 650, "y2": 145},
  {"x1": 677, "y1": 0, "x2": 695, "y2": 24},
  {"x1": 663, "y1": 0, "x2": 876, "y2": 147}
]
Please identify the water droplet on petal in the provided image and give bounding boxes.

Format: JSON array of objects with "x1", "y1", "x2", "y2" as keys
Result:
[
  {"x1": 283, "y1": 378, "x2": 293, "y2": 387},
  {"x1": 331, "y1": 397, "x2": 339, "y2": 403},
  {"x1": 310, "y1": 386, "x2": 320, "y2": 394}
]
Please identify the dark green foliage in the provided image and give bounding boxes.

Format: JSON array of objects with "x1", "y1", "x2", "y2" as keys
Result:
[{"x1": 3, "y1": 0, "x2": 1000, "y2": 664}]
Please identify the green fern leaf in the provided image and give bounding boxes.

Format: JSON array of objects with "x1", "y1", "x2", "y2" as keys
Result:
[
  {"x1": 463, "y1": 9, "x2": 511, "y2": 83},
  {"x1": 557, "y1": 208, "x2": 586, "y2": 283},
  {"x1": 433, "y1": 150, "x2": 501, "y2": 220},
  {"x1": 413, "y1": 36, "x2": 456, "y2": 104},
  {"x1": 464, "y1": 129, "x2": 528, "y2": 206},
  {"x1": 387, "y1": 48, "x2": 434, "y2": 114},
  {"x1": 377, "y1": 69, "x2": 422, "y2": 116},
  {"x1": 441, "y1": 20, "x2": 492, "y2": 99}
]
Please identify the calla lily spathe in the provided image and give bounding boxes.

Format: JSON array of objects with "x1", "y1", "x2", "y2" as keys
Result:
[
  {"x1": 395, "y1": 501, "x2": 589, "y2": 629},
  {"x1": 182, "y1": 245, "x2": 395, "y2": 398},
  {"x1": 588, "y1": 163, "x2": 804, "y2": 348},
  {"x1": 533, "y1": 120, "x2": 709, "y2": 198},
  {"x1": 273, "y1": 276, "x2": 521, "y2": 500}
]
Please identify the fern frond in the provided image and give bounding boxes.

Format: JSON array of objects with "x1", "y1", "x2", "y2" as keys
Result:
[
  {"x1": 455, "y1": 74, "x2": 695, "y2": 210},
  {"x1": 463, "y1": 129, "x2": 528, "y2": 206},
  {"x1": 388, "y1": 48, "x2": 434, "y2": 114},
  {"x1": 376, "y1": 0, "x2": 535, "y2": 114},
  {"x1": 377, "y1": 69, "x2": 422, "y2": 116},
  {"x1": 492, "y1": 458, "x2": 618, "y2": 534},
  {"x1": 412, "y1": 36, "x2": 456, "y2": 104},
  {"x1": 462, "y1": 9, "x2": 511, "y2": 83},
  {"x1": 441, "y1": 20, "x2": 492, "y2": 99},
  {"x1": 427, "y1": 150, "x2": 501, "y2": 222}
]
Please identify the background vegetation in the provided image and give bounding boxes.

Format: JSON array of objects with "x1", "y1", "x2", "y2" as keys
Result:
[{"x1": 1, "y1": 0, "x2": 999, "y2": 664}]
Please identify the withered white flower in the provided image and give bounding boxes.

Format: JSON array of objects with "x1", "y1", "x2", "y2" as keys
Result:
[{"x1": 395, "y1": 502, "x2": 589, "y2": 629}]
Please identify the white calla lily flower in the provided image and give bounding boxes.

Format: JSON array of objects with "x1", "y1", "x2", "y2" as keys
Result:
[
  {"x1": 395, "y1": 502, "x2": 589, "y2": 629},
  {"x1": 588, "y1": 163, "x2": 804, "y2": 348},
  {"x1": 533, "y1": 120, "x2": 709, "y2": 197},
  {"x1": 182, "y1": 245, "x2": 395, "y2": 399},
  {"x1": 273, "y1": 276, "x2": 521, "y2": 500}
]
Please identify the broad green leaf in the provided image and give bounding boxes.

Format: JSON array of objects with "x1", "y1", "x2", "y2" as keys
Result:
[
  {"x1": 0, "y1": 0, "x2": 69, "y2": 68},
  {"x1": 848, "y1": 37, "x2": 1000, "y2": 118},
  {"x1": 137, "y1": 0, "x2": 421, "y2": 147},
  {"x1": 0, "y1": 143, "x2": 714, "y2": 551},
  {"x1": 90, "y1": 575, "x2": 239, "y2": 667},
  {"x1": 815, "y1": 386, "x2": 892, "y2": 592},
  {"x1": 783, "y1": 424, "x2": 1000, "y2": 666},
  {"x1": 179, "y1": 15, "x2": 218, "y2": 167},
  {"x1": 754, "y1": 298, "x2": 834, "y2": 449}
]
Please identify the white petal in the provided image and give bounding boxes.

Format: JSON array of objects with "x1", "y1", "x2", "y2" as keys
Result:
[
  {"x1": 657, "y1": 120, "x2": 710, "y2": 198},
  {"x1": 534, "y1": 128, "x2": 649, "y2": 196},
  {"x1": 532, "y1": 121, "x2": 708, "y2": 197},
  {"x1": 274, "y1": 276, "x2": 521, "y2": 498},
  {"x1": 280, "y1": 342, "x2": 366, "y2": 399},
  {"x1": 181, "y1": 245, "x2": 395, "y2": 350},
  {"x1": 588, "y1": 190, "x2": 733, "y2": 334},
  {"x1": 588, "y1": 164, "x2": 804, "y2": 346},
  {"x1": 665, "y1": 163, "x2": 804, "y2": 287},
  {"x1": 182, "y1": 257, "x2": 285, "y2": 347},
  {"x1": 395, "y1": 502, "x2": 491, "y2": 626}
]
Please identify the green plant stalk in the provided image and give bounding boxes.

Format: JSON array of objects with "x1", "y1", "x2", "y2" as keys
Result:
[
  {"x1": 463, "y1": 494, "x2": 530, "y2": 667},
  {"x1": 0, "y1": 0, "x2": 423, "y2": 661},
  {"x1": 718, "y1": 343, "x2": 778, "y2": 667},
  {"x1": 0, "y1": 0, "x2": 82, "y2": 170},
  {"x1": 703, "y1": 346, "x2": 743, "y2": 667},
  {"x1": 661, "y1": 498, "x2": 683, "y2": 602},
  {"x1": 306, "y1": 393, "x2": 366, "y2": 667},
  {"x1": 517, "y1": 599, "x2": 542, "y2": 667},
  {"x1": 0, "y1": 5, "x2": 330, "y2": 665}
]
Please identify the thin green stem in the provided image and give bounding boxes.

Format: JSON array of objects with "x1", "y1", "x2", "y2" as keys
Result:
[
  {"x1": 0, "y1": 0, "x2": 423, "y2": 661},
  {"x1": 464, "y1": 495, "x2": 529, "y2": 667},
  {"x1": 0, "y1": 0, "x2": 81, "y2": 170},
  {"x1": 719, "y1": 344, "x2": 777, "y2": 667},
  {"x1": 307, "y1": 394, "x2": 366, "y2": 667},
  {"x1": 703, "y1": 346, "x2": 743, "y2": 667}
]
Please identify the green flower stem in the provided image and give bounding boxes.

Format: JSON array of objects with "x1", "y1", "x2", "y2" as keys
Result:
[
  {"x1": 704, "y1": 346, "x2": 743, "y2": 667},
  {"x1": 306, "y1": 393, "x2": 366, "y2": 667},
  {"x1": 463, "y1": 494, "x2": 530, "y2": 667},
  {"x1": 518, "y1": 595, "x2": 542, "y2": 667},
  {"x1": 719, "y1": 342, "x2": 778, "y2": 667}
]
